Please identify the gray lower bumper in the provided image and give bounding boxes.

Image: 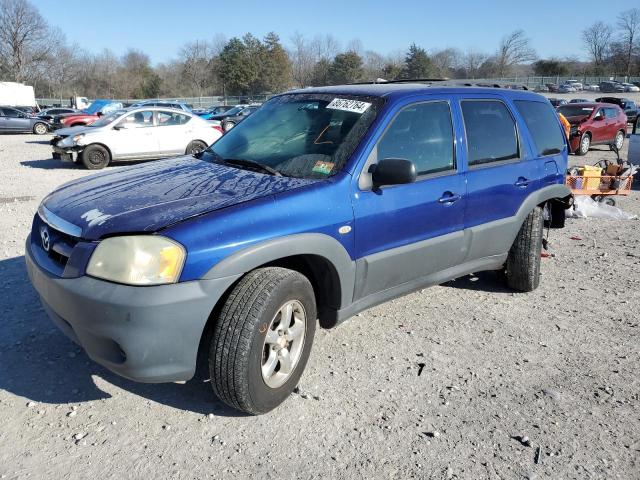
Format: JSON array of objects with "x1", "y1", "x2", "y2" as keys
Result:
[
  {"x1": 52, "y1": 146, "x2": 79, "y2": 162},
  {"x1": 25, "y1": 238, "x2": 239, "y2": 383}
]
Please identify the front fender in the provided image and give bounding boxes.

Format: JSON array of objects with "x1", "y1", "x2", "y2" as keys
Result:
[{"x1": 202, "y1": 233, "x2": 356, "y2": 309}]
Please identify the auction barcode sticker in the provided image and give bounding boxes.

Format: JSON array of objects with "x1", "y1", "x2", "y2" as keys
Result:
[{"x1": 326, "y1": 98, "x2": 371, "y2": 114}]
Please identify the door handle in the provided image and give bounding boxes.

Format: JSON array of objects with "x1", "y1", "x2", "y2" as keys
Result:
[
  {"x1": 438, "y1": 192, "x2": 461, "y2": 204},
  {"x1": 515, "y1": 177, "x2": 531, "y2": 187}
]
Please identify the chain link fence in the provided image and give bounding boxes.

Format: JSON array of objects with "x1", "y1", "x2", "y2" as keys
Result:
[{"x1": 36, "y1": 76, "x2": 640, "y2": 107}]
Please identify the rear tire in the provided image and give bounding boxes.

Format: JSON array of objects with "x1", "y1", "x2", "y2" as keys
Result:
[
  {"x1": 209, "y1": 267, "x2": 316, "y2": 415},
  {"x1": 505, "y1": 207, "x2": 544, "y2": 292},
  {"x1": 81, "y1": 144, "x2": 110, "y2": 170},
  {"x1": 610, "y1": 131, "x2": 624, "y2": 151},
  {"x1": 577, "y1": 133, "x2": 590, "y2": 156},
  {"x1": 33, "y1": 122, "x2": 48, "y2": 135},
  {"x1": 221, "y1": 121, "x2": 235, "y2": 132},
  {"x1": 186, "y1": 140, "x2": 207, "y2": 155}
]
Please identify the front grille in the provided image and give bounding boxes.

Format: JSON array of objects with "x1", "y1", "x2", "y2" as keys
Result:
[{"x1": 31, "y1": 213, "x2": 80, "y2": 270}]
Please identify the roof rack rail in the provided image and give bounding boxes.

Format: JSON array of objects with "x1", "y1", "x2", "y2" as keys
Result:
[
  {"x1": 348, "y1": 78, "x2": 529, "y2": 90},
  {"x1": 348, "y1": 78, "x2": 449, "y2": 85}
]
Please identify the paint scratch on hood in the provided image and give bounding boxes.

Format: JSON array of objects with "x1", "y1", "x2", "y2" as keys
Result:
[{"x1": 81, "y1": 209, "x2": 112, "y2": 227}]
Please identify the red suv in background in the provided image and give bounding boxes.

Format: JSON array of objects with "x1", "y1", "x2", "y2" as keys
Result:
[{"x1": 557, "y1": 102, "x2": 627, "y2": 155}]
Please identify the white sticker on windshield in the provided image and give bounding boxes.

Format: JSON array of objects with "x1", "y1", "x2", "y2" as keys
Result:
[{"x1": 326, "y1": 98, "x2": 371, "y2": 114}]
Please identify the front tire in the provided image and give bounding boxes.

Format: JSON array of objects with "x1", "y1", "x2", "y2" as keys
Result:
[
  {"x1": 209, "y1": 267, "x2": 317, "y2": 415},
  {"x1": 81, "y1": 144, "x2": 110, "y2": 170},
  {"x1": 505, "y1": 207, "x2": 544, "y2": 292},
  {"x1": 577, "y1": 133, "x2": 590, "y2": 156},
  {"x1": 33, "y1": 122, "x2": 48, "y2": 135}
]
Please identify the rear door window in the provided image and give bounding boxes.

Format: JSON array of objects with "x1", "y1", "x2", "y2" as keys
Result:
[
  {"x1": 157, "y1": 111, "x2": 191, "y2": 126},
  {"x1": 376, "y1": 101, "x2": 455, "y2": 176},
  {"x1": 461, "y1": 100, "x2": 519, "y2": 166},
  {"x1": 514, "y1": 100, "x2": 565, "y2": 156},
  {"x1": 605, "y1": 108, "x2": 618, "y2": 119}
]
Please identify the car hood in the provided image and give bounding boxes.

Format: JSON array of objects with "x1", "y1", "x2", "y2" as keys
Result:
[{"x1": 41, "y1": 156, "x2": 318, "y2": 240}]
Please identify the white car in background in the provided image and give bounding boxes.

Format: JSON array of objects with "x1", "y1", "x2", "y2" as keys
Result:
[
  {"x1": 566, "y1": 79, "x2": 583, "y2": 90},
  {"x1": 51, "y1": 107, "x2": 222, "y2": 169},
  {"x1": 622, "y1": 83, "x2": 640, "y2": 92},
  {"x1": 584, "y1": 84, "x2": 600, "y2": 91}
]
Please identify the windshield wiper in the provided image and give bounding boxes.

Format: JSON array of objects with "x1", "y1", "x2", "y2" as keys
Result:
[{"x1": 223, "y1": 158, "x2": 282, "y2": 177}]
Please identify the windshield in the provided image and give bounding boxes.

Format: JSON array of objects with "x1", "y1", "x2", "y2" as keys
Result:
[
  {"x1": 200, "y1": 93, "x2": 382, "y2": 179},
  {"x1": 558, "y1": 105, "x2": 594, "y2": 117},
  {"x1": 219, "y1": 106, "x2": 244, "y2": 116},
  {"x1": 88, "y1": 110, "x2": 126, "y2": 127}
]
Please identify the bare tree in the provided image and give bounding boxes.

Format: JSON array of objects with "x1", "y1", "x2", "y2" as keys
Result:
[
  {"x1": 582, "y1": 21, "x2": 613, "y2": 74},
  {"x1": 431, "y1": 48, "x2": 462, "y2": 78},
  {"x1": 179, "y1": 40, "x2": 215, "y2": 96},
  {"x1": 0, "y1": 0, "x2": 55, "y2": 82},
  {"x1": 617, "y1": 8, "x2": 640, "y2": 77},
  {"x1": 496, "y1": 30, "x2": 536, "y2": 77},
  {"x1": 289, "y1": 32, "x2": 315, "y2": 87},
  {"x1": 461, "y1": 49, "x2": 488, "y2": 78}
]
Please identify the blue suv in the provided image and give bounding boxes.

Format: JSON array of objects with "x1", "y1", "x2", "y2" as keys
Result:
[{"x1": 25, "y1": 83, "x2": 570, "y2": 414}]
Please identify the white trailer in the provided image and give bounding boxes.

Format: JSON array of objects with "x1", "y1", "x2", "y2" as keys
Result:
[{"x1": 0, "y1": 82, "x2": 37, "y2": 107}]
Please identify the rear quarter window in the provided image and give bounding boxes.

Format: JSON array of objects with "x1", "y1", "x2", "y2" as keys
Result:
[{"x1": 514, "y1": 100, "x2": 566, "y2": 156}]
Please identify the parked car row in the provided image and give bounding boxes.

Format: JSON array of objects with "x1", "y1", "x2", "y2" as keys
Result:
[{"x1": 536, "y1": 80, "x2": 640, "y2": 93}]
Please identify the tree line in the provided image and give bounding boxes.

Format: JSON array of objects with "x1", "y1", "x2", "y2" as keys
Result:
[{"x1": 0, "y1": 0, "x2": 638, "y2": 100}]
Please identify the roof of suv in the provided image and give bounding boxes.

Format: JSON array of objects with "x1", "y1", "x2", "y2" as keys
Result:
[{"x1": 288, "y1": 82, "x2": 545, "y2": 102}]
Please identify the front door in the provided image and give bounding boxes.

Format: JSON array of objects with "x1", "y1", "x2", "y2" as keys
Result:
[
  {"x1": 4, "y1": 108, "x2": 32, "y2": 131},
  {"x1": 109, "y1": 110, "x2": 158, "y2": 159},
  {"x1": 352, "y1": 98, "x2": 466, "y2": 300}
]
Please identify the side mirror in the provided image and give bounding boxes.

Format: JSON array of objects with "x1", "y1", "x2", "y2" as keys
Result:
[
  {"x1": 96, "y1": 112, "x2": 104, "y2": 117},
  {"x1": 370, "y1": 158, "x2": 417, "y2": 189},
  {"x1": 114, "y1": 123, "x2": 133, "y2": 130}
]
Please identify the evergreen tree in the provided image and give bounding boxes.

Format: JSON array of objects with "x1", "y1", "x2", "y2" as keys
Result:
[
  {"x1": 402, "y1": 44, "x2": 433, "y2": 79},
  {"x1": 328, "y1": 51, "x2": 364, "y2": 85},
  {"x1": 262, "y1": 32, "x2": 292, "y2": 92}
]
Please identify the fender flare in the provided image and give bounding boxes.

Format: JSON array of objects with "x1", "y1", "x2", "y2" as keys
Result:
[{"x1": 202, "y1": 233, "x2": 356, "y2": 309}]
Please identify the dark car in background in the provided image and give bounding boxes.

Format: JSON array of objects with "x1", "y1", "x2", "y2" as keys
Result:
[
  {"x1": 595, "y1": 97, "x2": 638, "y2": 124},
  {"x1": 599, "y1": 81, "x2": 625, "y2": 93},
  {"x1": 557, "y1": 103, "x2": 627, "y2": 155},
  {"x1": 0, "y1": 106, "x2": 50, "y2": 134},
  {"x1": 569, "y1": 98, "x2": 589, "y2": 104},
  {"x1": 209, "y1": 104, "x2": 261, "y2": 131},
  {"x1": 548, "y1": 98, "x2": 568, "y2": 108},
  {"x1": 36, "y1": 107, "x2": 77, "y2": 123}
]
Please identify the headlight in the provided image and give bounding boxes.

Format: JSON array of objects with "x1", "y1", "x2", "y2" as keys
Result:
[
  {"x1": 86, "y1": 236, "x2": 186, "y2": 286},
  {"x1": 72, "y1": 133, "x2": 85, "y2": 143}
]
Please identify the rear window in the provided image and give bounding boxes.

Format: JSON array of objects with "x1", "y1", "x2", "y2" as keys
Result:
[
  {"x1": 515, "y1": 100, "x2": 566, "y2": 156},
  {"x1": 461, "y1": 100, "x2": 519, "y2": 166},
  {"x1": 557, "y1": 105, "x2": 594, "y2": 117},
  {"x1": 605, "y1": 108, "x2": 619, "y2": 119}
]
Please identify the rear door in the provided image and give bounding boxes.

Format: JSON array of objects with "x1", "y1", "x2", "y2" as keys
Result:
[
  {"x1": 155, "y1": 110, "x2": 192, "y2": 155},
  {"x1": 352, "y1": 96, "x2": 466, "y2": 299},
  {"x1": 458, "y1": 95, "x2": 541, "y2": 260}
]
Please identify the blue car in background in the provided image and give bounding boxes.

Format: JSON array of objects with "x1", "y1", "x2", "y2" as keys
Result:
[
  {"x1": 197, "y1": 104, "x2": 242, "y2": 120},
  {"x1": 26, "y1": 82, "x2": 571, "y2": 415}
]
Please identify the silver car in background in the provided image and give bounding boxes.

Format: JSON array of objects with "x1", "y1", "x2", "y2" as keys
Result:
[{"x1": 50, "y1": 107, "x2": 222, "y2": 169}]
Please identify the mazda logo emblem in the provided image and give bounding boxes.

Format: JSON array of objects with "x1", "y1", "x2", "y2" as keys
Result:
[{"x1": 40, "y1": 227, "x2": 50, "y2": 252}]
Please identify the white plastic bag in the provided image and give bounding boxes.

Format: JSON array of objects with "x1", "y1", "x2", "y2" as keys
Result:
[{"x1": 566, "y1": 195, "x2": 637, "y2": 220}]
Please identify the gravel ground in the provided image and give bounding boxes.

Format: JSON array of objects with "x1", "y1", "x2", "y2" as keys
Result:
[{"x1": 0, "y1": 116, "x2": 639, "y2": 480}]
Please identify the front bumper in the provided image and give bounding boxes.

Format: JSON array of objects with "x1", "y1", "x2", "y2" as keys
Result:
[
  {"x1": 52, "y1": 145, "x2": 81, "y2": 162},
  {"x1": 25, "y1": 237, "x2": 239, "y2": 383}
]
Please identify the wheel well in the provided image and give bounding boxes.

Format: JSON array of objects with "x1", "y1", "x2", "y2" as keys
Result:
[
  {"x1": 70, "y1": 123, "x2": 86, "y2": 127},
  {"x1": 194, "y1": 254, "x2": 343, "y2": 380}
]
